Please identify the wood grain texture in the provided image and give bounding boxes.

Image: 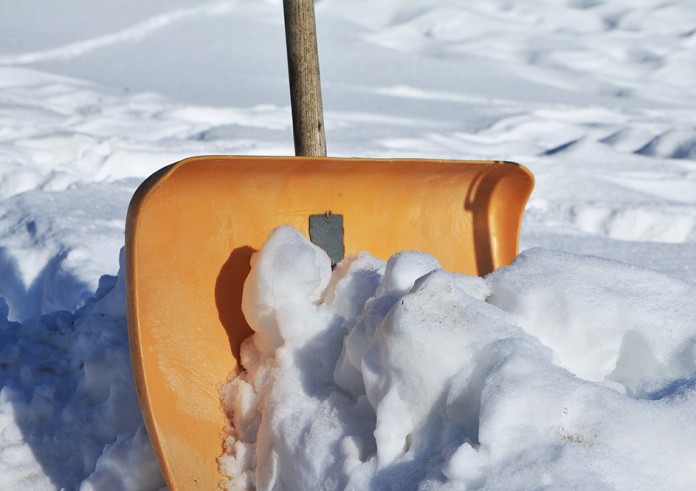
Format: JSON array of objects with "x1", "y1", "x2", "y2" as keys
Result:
[{"x1": 283, "y1": 0, "x2": 327, "y2": 157}]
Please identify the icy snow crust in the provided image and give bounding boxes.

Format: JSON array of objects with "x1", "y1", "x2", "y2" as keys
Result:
[
  {"x1": 221, "y1": 226, "x2": 696, "y2": 490},
  {"x1": 0, "y1": 0, "x2": 695, "y2": 488}
]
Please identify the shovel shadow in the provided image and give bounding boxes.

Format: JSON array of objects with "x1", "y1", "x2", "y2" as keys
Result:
[{"x1": 215, "y1": 246, "x2": 256, "y2": 363}]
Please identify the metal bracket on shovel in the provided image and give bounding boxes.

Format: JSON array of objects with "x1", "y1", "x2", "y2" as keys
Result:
[{"x1": 309, "y1": 211, "x2": 344, "y2": 267}]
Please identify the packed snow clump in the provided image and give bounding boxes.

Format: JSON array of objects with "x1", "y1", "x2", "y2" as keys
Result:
[{"x1": 219, "y1": 226, "x2": 696, "y2": 490}]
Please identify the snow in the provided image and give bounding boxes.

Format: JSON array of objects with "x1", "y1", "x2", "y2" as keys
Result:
[
  {"x1": 0, "y1": 0, "x2": 694, "y2": 489},
  {"x1": 221, "y1": 226, "x2": 696, "y2": 490}
]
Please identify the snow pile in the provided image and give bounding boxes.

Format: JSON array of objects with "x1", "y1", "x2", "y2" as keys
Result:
[
  {"x1": 0, "y1": 252, "x2": 165, "y2": 490},
  {"x1": 220, "y1": 226, "x2": 696, "y2": 490}
]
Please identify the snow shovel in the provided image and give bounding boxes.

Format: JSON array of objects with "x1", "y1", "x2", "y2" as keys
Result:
[{"x1": 125, "y1": 1, "x2": 534, "y2": 489}]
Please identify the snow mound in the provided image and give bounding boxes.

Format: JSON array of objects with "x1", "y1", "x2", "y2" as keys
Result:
[
  {"x1": 220, "y1": 226, "x2": 696, "y2": 490},
  {"x1": 0, "y1": 251, "x2": 165, "y2": 490}
]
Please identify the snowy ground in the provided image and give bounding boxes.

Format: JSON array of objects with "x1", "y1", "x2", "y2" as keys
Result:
[{"x1": 0, "y1": 0, "x2": 695, "y2": 489}]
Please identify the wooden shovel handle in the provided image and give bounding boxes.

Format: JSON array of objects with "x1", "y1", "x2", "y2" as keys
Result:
[{"x1": 283, "y1": 0, "x2": 327, "y2": 157}]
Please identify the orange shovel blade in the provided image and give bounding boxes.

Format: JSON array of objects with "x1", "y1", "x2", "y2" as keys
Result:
[{"x1": 125, "y1": 155, "x2": 533, "y2": 489}]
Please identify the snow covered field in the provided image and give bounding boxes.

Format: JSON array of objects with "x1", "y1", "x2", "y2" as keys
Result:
[{"x1": 0, "y1": 0, "x2": 695, "y2": 489}]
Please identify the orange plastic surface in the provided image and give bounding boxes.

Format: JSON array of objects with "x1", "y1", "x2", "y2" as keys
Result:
[{"x1": 125, "y1": 155, "x2": 534, "y2": 490}]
